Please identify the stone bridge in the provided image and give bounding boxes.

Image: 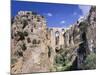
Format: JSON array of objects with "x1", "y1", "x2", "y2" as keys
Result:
[{"x1": 48, "y1": 27, "x2": 68, "y2": 50}]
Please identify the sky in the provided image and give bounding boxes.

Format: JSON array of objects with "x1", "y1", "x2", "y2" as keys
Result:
[{"x1": 11, "y1": 0, "x2": 91, "y2": 27}]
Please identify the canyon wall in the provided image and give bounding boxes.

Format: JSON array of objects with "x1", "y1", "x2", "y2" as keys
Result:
[
  {"x1": 11, "y1": 6, "x2": 96, "y2": 74},
  {"x1": 11, "y1": 11, "x2": 52, "y2": 74}
]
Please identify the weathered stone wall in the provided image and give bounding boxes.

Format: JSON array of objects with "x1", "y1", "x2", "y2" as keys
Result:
[
  {"x1": 48, "y1": 27, "x2": 67, "y2": 49},
  {"x1": 62, "y1": 6, "x2": 96, "y2": 69},
  {"x1": 11, "y1": 11, "x2": 52, "y2": 74}
]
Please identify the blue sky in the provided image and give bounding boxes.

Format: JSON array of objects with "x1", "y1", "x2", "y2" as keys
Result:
[{"x1": 11, "y1": 0, "x2": 91, "y2": 27}]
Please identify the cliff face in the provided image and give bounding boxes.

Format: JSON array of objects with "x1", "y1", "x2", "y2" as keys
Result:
[
  {"x1": 64, "y1": 6, "x2": 96, "y2": 52},
  {"x1": 86, "y1": 6, "x2": 96, "y2": 53},
  {"x1": 11, "y1": 11, "x2": 51, "y2": 74},
  {"x1": 11, "y1": 6, "x2": 96, "y2": 74},
  {"x1": 62, "y1": 6, "x2": 96, "y2": 70}
]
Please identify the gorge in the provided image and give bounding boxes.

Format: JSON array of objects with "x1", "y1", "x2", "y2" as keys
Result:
[{"x1": 11, "y1": 6, "x2": 96, "y2": 74}]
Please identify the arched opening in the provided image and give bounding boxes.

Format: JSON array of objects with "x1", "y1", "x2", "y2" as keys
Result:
[
  {"x1": 27, "y1": 37, "x2": 31, "y2": 43},
  {"x1": 37, "y1": 40, "x2": 40, "y2": 44},
  {"x1": 55, "y1": 31, "x2": 60, "y2": 45},
  {"x1": 62, "y1": 29, "x2": 65, "y2": 34},
  {"x1": 50, "y1": 28, "x2": 53, "y2": 32},
  {"x1": 31, "y1": 29, "x2": 33, "y2": 32},
  {"x1": 32, "y1": 39, "x2": 37, "y2": 44},
  {"x1": 55, "y1": 47, "x2": 59, "y2": 53}
]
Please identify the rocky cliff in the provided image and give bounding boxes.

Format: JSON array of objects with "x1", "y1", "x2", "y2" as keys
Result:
[
  {"x1": 58, "y1": 6, "x2": 96, "y2": 70},
  {"x1": 11, "y1": 11, "x2": 52, "y2": 74},
  {"x1": 11, "y1": 6, "x2": 96, "y2": 74}
]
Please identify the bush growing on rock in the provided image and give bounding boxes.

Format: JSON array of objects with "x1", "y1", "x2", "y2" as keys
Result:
[
  {"x1": 79, "y1": 21, "x2": 88, "y2": 32},
  {"x1": 21, "y1": 44, "x2": 27, "y2": 51},
  {"x1": 82, "y1": 52, "x2": 96, "y2": 69},
  {"x1": 23, "y1": 31, "x2": 28, "y2": 36},
  {"x1": 17, "y1": 31, "x2": 25, "y2": 41},
  {"x1": 54, "y1": 48, "x2": 74, "y2": 71}
]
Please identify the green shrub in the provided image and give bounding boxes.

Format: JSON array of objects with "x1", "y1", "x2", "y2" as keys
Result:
[
  {"x1": 82, "y1": 52, "x2": 96, "y2": 69},
  {"x1": 17, "y1": 31, "x2": 25, "y2": 40},
  {"x1": 21, "y1": 44, "x2": 27, "y2": 51},
  {"x1": 23, "y1": 31, "x2": 28, "y2": 36},
  {"x1": 11, "y1": 58, "x2": 17, "y2": 65},
  {"x1": 79, "y1": 21, "x2": 88, "y2": 32},
  {"x1": 22, "y1": 20, "x2": 28, "y2": 29},
  {"x1": 55, "y1": 54, "x2": 65, "y2": 65},
  {"x1": 32, "y1": 39, "x2": 37, "y2": 44},
  {"x1": 54, "y1": 48, "x2": 73, "y2": 71}
]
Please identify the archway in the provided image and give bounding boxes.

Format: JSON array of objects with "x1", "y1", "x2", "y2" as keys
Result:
[{"x1": 55, "y1": 31, "x2": 60, "y2": 45}]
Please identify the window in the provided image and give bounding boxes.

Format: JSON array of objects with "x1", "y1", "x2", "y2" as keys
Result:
[
  {"x1": 27, "y1": 37, "x2": 31, "y2": 43},
  {"x1": 27, "y1": 12, "x2": 30, "y2": 15},
  {"x1": 37, "y1": 40, "x2": 40, "y2": 44},
  {"x1": 32, "y1": 39, "x2": 37, "y2": 44},
  {"x1": 55, "y1": 31, "x2": 60, "y2": 45},
  {"x1": 34, "y1": 24, "x2": 36, "y2": 28},
  {"x1": 37, "y1": 18, "x2": 40, "y2": 22},
  {"x1": 31, "y1": 29, "x2": 33, "y2": 32},
  {"x1": 62, "y1": 29, "x2": 65, "y2": 34},
  {"x1": 50, "y1": 28, "x2": 53, "y2": 32}
]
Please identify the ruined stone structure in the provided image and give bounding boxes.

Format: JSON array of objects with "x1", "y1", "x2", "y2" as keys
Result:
[
  {"x1": 11, "y1": 11, "x2": 52, "y2": 74},
  {"x1": 11, "y1": 6, "x2": 96, "y2": 74},
  {"x1": 48, "y1": 27, "x2": 67, "y2": 49}
]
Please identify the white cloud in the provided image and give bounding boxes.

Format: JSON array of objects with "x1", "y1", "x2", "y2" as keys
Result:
[
  {"x1": 47, "y1": 13, "x2": 53, "y2": 17},
  {"x1": 73, "y1": 12, "x2": 77, "y2": 16},
  {"x1": 60, "y1": 20, "x2": 66, "y2": 24},
  {"x1": 78, "y1": 5, "x2": 91, "y2": 16}
]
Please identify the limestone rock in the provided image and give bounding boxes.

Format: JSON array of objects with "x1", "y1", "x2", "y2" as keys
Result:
[
  {"x1": 11, "y1": 11, "x2": 51, "y2": 74},
  {"x1": 11, "y1": 6, "x2": 96, "y2": 73}
]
